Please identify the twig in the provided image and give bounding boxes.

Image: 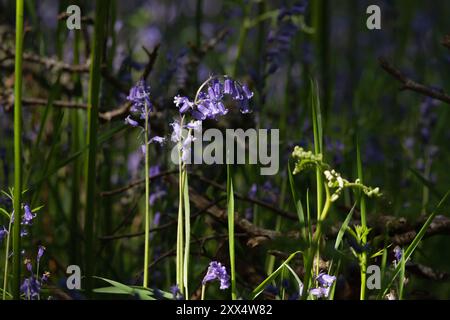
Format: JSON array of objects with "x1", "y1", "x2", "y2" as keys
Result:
[
  {"x1": 379, "y1": 57, "x2": 450, "y2": 104},
  {"x1": 57, "y1": 12, "x2": 94, "y2": 24}
]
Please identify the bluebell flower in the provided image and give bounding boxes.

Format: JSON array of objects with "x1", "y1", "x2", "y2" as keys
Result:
[
  {"x1": 20, "y1": 276, "x2": 41, "y2": 300},
  {"x1": 37, "y1": 245, "x2": 46, "y2": 261},
  {"x1": 0, "y1": 226, "x2": 7, "y2": 242},
  {"x1": 149, "y1": 136, "x2": 165, "y2": 145},
  {"x1": 316, "y1": 273, "x2": 336, "y2": 287},
  {"x1": 127, "y1": 79, "x2": 152, "y2": 115},
  {"x1": 22, "y1": 204, "x2": 36, "y2": 226},
  {"x1": 393, "y1": 246, "x2": 402, "y2": 263},
  {"x1": 174, "y1": 95, "x2": 194, "y2": 114},
  {"x1": 125, "y1": 115, "x2": 139, "y2": 127},
  {"x1": 24, "y1": 258, "x2": 33, "y2": 273},
  {"x1": 149, "y1": 165, "x2": 161, "y2": 177},
  {"x1": 309, "y1": 286, "x2": 330, "y2": 298},
  {"x1": 149, "y1": 190, "x2": 167, "y2": 206},
  {"x1": 41, "y1": 271, "x2": 50, "y2": 283},
  {"x1": 170, "y1": 284, "x2": 183, "y2": 300},
  {"x1": 309, "y1": 272, "x2": 336, "y2": 299},
  {"x1": 175, "y1": 76, "x2": 253, "y2": 121},
  {"x1": 202, "y1": 261, "x2": 230, "y2": 290}
]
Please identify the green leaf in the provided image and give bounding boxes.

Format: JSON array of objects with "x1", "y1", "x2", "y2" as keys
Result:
[
  {"x1": 0, "y1": 208, "x2": 11, "y2": 219},
  {"x1": 334, "y1": 201, "x2": 357, "y2": 250},
  {"x1": 251, "y1": 251, "x2": 302, "y2": 299}
]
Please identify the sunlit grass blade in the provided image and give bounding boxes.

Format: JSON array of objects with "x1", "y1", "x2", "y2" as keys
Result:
[
  {"x1": 227, "y1": 164, "x2": 236, "y2": 300},
  {"x1": 378, "y1": 190, "x2": 450, "y2": 298},
  {"x1": 251, "y1": 251, "x2": 302, "y2": 299}
]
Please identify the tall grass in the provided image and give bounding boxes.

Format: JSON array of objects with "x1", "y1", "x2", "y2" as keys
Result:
[
  {"x1": 12, "y1": 0, "x2": 25, "y2": 300},
  {"x1": 84, "y1": 0, "x2": 108, "y2": 296},
  {"x1": 356, "y1": 138, "x2": 368, "y2": 300}
]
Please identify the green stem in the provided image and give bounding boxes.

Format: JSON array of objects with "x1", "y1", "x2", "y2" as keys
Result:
[
  {"x1": 12, "y1": 0, "x2": 24, "y2": 300},
  {"x1": 176, "y1": 116, "x2": 185, "y2": 294},
  {"x1": 182, "y1": 168, "x2": 190, "y2": 298},
  {"x1": 357, "y1": 139, "x2": 367, "y2": 300},
  {"x1": 84, "y1": 0, "x2": 108, "y2": 297},
  {"x1": 201, "y1": 285, "x2": 206, "y2": 300},
  {"x1": 3, "y1": 216, "x2": 13, "y2": 300},
  {"x1": 143, "y1": 104, "x2": 150, "y2": 288},
  {"x1": 70, "y1": 28, "x2": 82, "y2": 266}
]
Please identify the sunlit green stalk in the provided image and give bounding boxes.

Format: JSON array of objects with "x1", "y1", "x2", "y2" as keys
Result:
[
  {"x1": 2, "y1": 216, "x2": 13, "y2": 300},
  {"x1": 356, "y1": 139, "x2": 368, "y2": 300},
  {"x1": 84, "y1": 0, "x2": 108, "y2": 296},
  {"x1": 182, "y1": 168, "x2": 190, "y2": 297},
  {"x1": 176, "y1": 117, "x2": 185, "y2": 294},
  {"x1": 143, "y1": 104, "x2": 150, "y2": 288},
  {"x1": 12, "y1": 0, "x2": 24, "y2": 300}
]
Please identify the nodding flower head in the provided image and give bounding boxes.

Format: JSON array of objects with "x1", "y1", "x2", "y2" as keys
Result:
[
  {"x1": 125, "y1": 79, "x2": 152, "y2": 126},
  {"x1": 37, "y1": 245, "x2": 46, "y2": 261},
  {"x1": 316, "y1": 273, "x2": 336, "y2": 287},
  {"x1": 20, "y1": 276, "x2": 41, "y2": 300},
  {"x1": 174, "y1": 76, "x2": 253, "y2": 120},
  {"x1": 202, "y1": 261, "x2": 230, "y2": 290},
  {"x1": 170, "y1": 284, "x2": 183, "y2": 300},
  {"x1": 22, "y1": 204, "x2": 36, "y2": 226},
  {"x1": 309, "y1": 272, "x2": 336, "y2": 299},
  {"x1": 127, "y1": 79, "x2": 152, "y2": 113},
  {"x1": 0, "y1": 226, "x2": 7, "y2": 242},
  {"x1": 393, "y1": 246, "x2": 402, "y2": 263},
  {"x1": 310, "y1": 286, "x2": 330, "y2": 299}
]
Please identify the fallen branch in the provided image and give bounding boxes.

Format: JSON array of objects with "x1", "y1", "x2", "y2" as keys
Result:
[{"x1": 379, "y1": 57, "x2": 450, "y2": 104}]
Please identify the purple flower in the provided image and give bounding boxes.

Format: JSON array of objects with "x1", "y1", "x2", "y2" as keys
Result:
[
  {"x1": 153, "y1": 212, "x2": 161, "y2": 226},
  {"x1": 20, "y1": 276, "x2": 41, "y2": 300},
  {"x1": 0, "y1": 226, "x2": 7, "y2": 242},
  {"x1": 149, "y1": 190, "x2": 167, "y2": 205},
  {"x1": 127, "y1": 79, "x2": 152, "y2": 115},
  {"x1": 170, "y1": 284, "x2": 183, "y2": 300},
  {"x1": 223, "y1": 78, "x2": 234, "y2": 95},
  {"x1": 149, "y1": 136, "x2": 165, "y2": 145},
  {"x1": 202, "y1": 261, "x2": 230, "y2": 290},
  {"x1": 24, "y1": 258, "x2": 33, "y2": 273},
  {"x1": 41, "y1": 271, "x2": 50, "y2": 283},
  {"x1": 393, "y1": 246, "x2": 402, "y2": 262},
  {"x1": 22, "y1": 204, "x2": 36, "y2": 226},
  {"x1": 37, "y1": 245, "x2": 46, "y2": 261},
  {"x1": 185, "y1": 120, "x2": 202, "y2": 132},
  {"x1": 310, "y1": 286, "x2": 330, "y2": 298},
  {"x1": 174, "y1": 95, "x2": 194, "y2": 113},
  {"x1": 149, "y1": 165, "x2": 161, "y2": 177},
  {"x1": 170, "y1": 120, "x2": 182, "y2": 143},
  {"x1": 175, "y1": 76, "x2": 252, "y2": 122},
  {"x1": 316, "y1": 273, "x2": 336, "y2": 287},
  {"x1": 125, "y1": 115, "x2": 139, "y2": 127}
]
